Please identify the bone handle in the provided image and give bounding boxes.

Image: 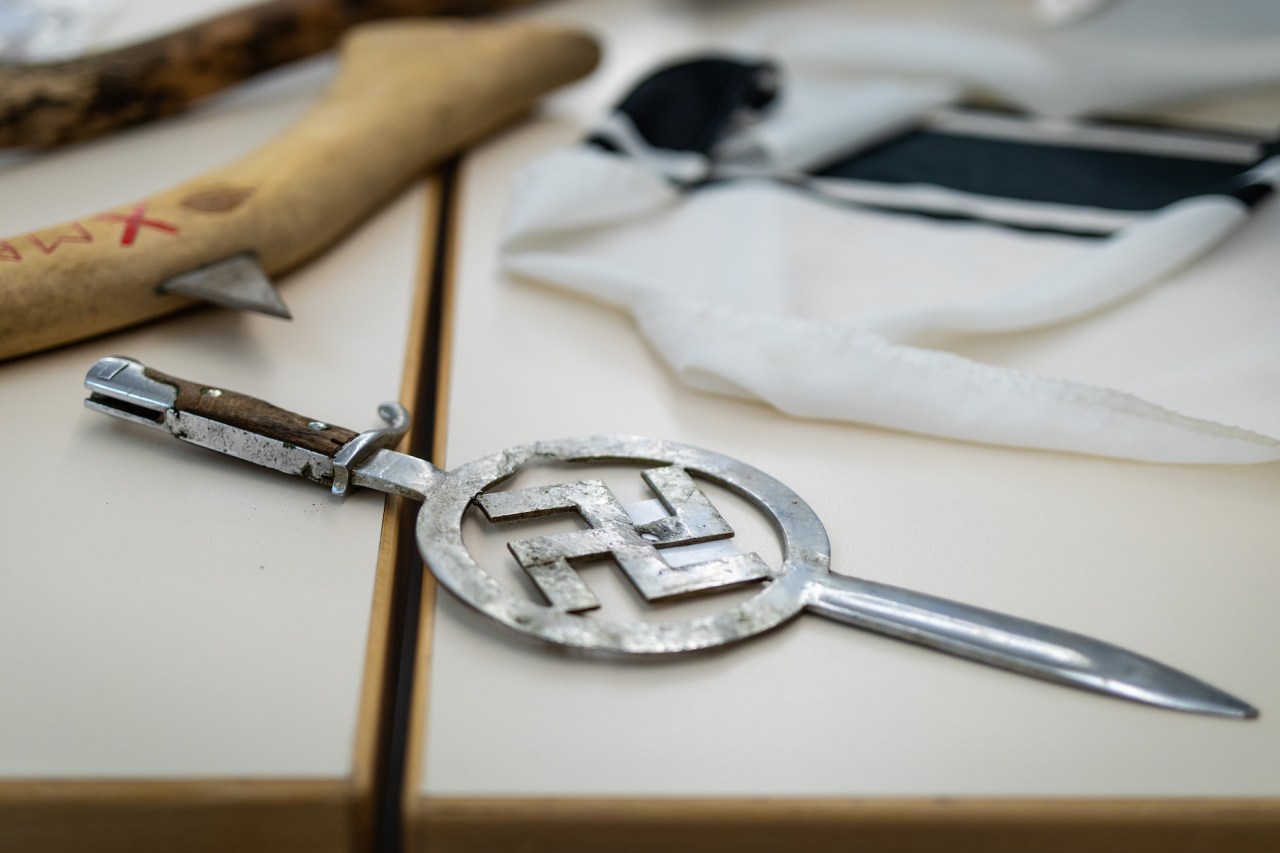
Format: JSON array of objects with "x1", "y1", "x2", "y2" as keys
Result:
[{"x1": 0, "y1": 21, "x2": 599, "y2": 362}]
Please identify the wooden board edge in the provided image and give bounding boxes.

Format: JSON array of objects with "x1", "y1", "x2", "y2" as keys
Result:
[
  {"x1": 409, "y1": 795, "x2": 1280, "y2": 853},
  {"x1": 0, "y1": 778, "x2": 355, "y2": 853},
  {"x1": 348, "y1": 177, "x2": 446, "y2": 851},
  {"x1": 400, "y1": 159, "x2": 464, "y2": 853},
  {"x1": 401, "y1": 575, "x2": 440, "y2": 853},
  {"x1": 0, "y1": 178, "x2": 446, "y2": 853}
]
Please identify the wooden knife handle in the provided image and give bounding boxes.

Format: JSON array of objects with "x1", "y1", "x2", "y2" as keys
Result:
[
  {"x1": 0, "y1": 0, "x2": 540, "y2": 149},
  {"x1": 0, "y1": 20, "x2": 599, "y2": 362},
  {"x1": 144, "y1": 365, "x2": 358, "y2": 456}
]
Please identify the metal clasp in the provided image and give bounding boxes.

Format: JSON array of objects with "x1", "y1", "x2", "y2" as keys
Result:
[
  {"x1": 330, "y1": 402, "x2": 411, "y2": 497},
  {"x1": 84, "y1": 356, "x2": 178, "y2": 428}
]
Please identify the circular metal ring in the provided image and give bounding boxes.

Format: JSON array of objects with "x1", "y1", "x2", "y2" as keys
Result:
[{"x1": 416, "y1": 436, "x2": 829, "y2": 654}]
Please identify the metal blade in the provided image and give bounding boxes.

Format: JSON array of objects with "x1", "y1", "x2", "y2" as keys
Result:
[
  {"x1": 349, "y1": 447, "x2": 444, "y2": 502},
  {"x1": 158, "y1": 253, "x2": 292, "y2": 318},
  {"x1": 805, "y1": 572, "x2": 1257, "y2": 719}
]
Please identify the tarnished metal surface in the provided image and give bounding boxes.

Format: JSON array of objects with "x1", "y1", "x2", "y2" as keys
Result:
[
  {"x1": 417, "y1": 437, "x2": 819, "y2": 655},
  {"x1": 476, "y1": 467, "x2": 771, "y2": 611},
  {"x1": 349, "y1": 447, "x2": 444, "y2": 501},
  {"x1": 330, "y1": 402, "x2": 411, "y2": 496},
  {"x1": 166, "y1": 409, "x2": 338, "y2": 485}
]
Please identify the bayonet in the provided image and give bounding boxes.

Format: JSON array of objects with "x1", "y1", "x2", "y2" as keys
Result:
[{"x1": 85, "y1": 356, "x2": 1260, "y2": 720}]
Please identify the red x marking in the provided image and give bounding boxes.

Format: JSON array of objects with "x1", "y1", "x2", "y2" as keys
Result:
[{"x1": 98, "y1": 203, "x2": 179, "y2": 246}]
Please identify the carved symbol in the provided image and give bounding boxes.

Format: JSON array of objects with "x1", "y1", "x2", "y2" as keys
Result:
[
  {"x1": 97, "y1": 203, "x2": 179, "y2": 246},
  {"x1": 26, "y1": 222, "x2": 93, "y2": 254},
  {"x1": 477, "y1": 467, "x2": 772, "y2": 612},
  {"x1": 0, "y1": 240, "x2": 19, "y2": 262}
]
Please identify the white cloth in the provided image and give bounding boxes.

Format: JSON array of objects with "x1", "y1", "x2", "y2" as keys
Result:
[
  {"x1": 745, "y1": 0, "x2": 1280, "y2": 118},
  {"x1": 501, "y1": 3, "x2": 1280, "y2": 464}
]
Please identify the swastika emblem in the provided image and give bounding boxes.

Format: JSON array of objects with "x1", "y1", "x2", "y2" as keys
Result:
[{"x1": 477, "y1": 467, "x2": 771, "y2": 612}]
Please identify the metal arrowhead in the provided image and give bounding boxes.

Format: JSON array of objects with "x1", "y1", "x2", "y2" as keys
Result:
[{"x1": 158, "y1": 253, "x2": 292, "y2": 319}]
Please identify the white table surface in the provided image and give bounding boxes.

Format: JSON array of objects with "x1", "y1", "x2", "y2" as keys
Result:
[
  {"x1": 0, "y1": 0, "x2": 421, "y2": 778},
  {"x1": 418, "y1": 0, "x2": 1280, "y2": 799}
]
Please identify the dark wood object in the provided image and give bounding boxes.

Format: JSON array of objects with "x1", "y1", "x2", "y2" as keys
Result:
[
  {"x1": 145, "y1": 366, "x2": 358, "y2": 455},
  {"x1": 0, "y1": 0, "x2": 536, "y2": 148}
]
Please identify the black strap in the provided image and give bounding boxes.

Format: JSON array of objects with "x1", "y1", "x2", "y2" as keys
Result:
[{"x1": 588, "y1": 56, "x2": 778, "y2": 155}]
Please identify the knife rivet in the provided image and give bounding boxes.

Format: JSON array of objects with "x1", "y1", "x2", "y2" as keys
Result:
[
  {"x1": 307, "y1": 421, "x2": 329, "y2": 431},
  {"x1": 202, "y1": 387, "x2": 222, "y2": 398}
]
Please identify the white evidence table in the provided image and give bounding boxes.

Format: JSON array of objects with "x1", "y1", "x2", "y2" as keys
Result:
[{"x1": 404, "y1": 1, "x2": 1280, "y2": 851}]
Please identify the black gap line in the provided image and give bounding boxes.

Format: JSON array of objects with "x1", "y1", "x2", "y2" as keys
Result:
[{"x1": 374, "y1": 159, "x2": 458, "y2": 853}]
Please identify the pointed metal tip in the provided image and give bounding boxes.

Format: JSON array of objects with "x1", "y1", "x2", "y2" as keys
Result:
[
  {"x1": 1170, "y1": 686, "x2": 1260, "y2": 722},
  {"x1": 1186, "y1": 694, "x2": 1260, "y2": 721},
  {"x1": 158, "y1": 252, "x2": 292, "y2": 319},
  {"x1": 1223, "y1": 699, "x2": 1260, "y2": 721},
  {"x1": 1103, "y1": 670, "x2": 1260, "y2": 721}
]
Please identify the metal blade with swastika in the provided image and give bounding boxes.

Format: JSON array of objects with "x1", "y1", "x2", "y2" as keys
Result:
[{"x1": 83, "y1": 356, "x2": 1259, "y2": 720}]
